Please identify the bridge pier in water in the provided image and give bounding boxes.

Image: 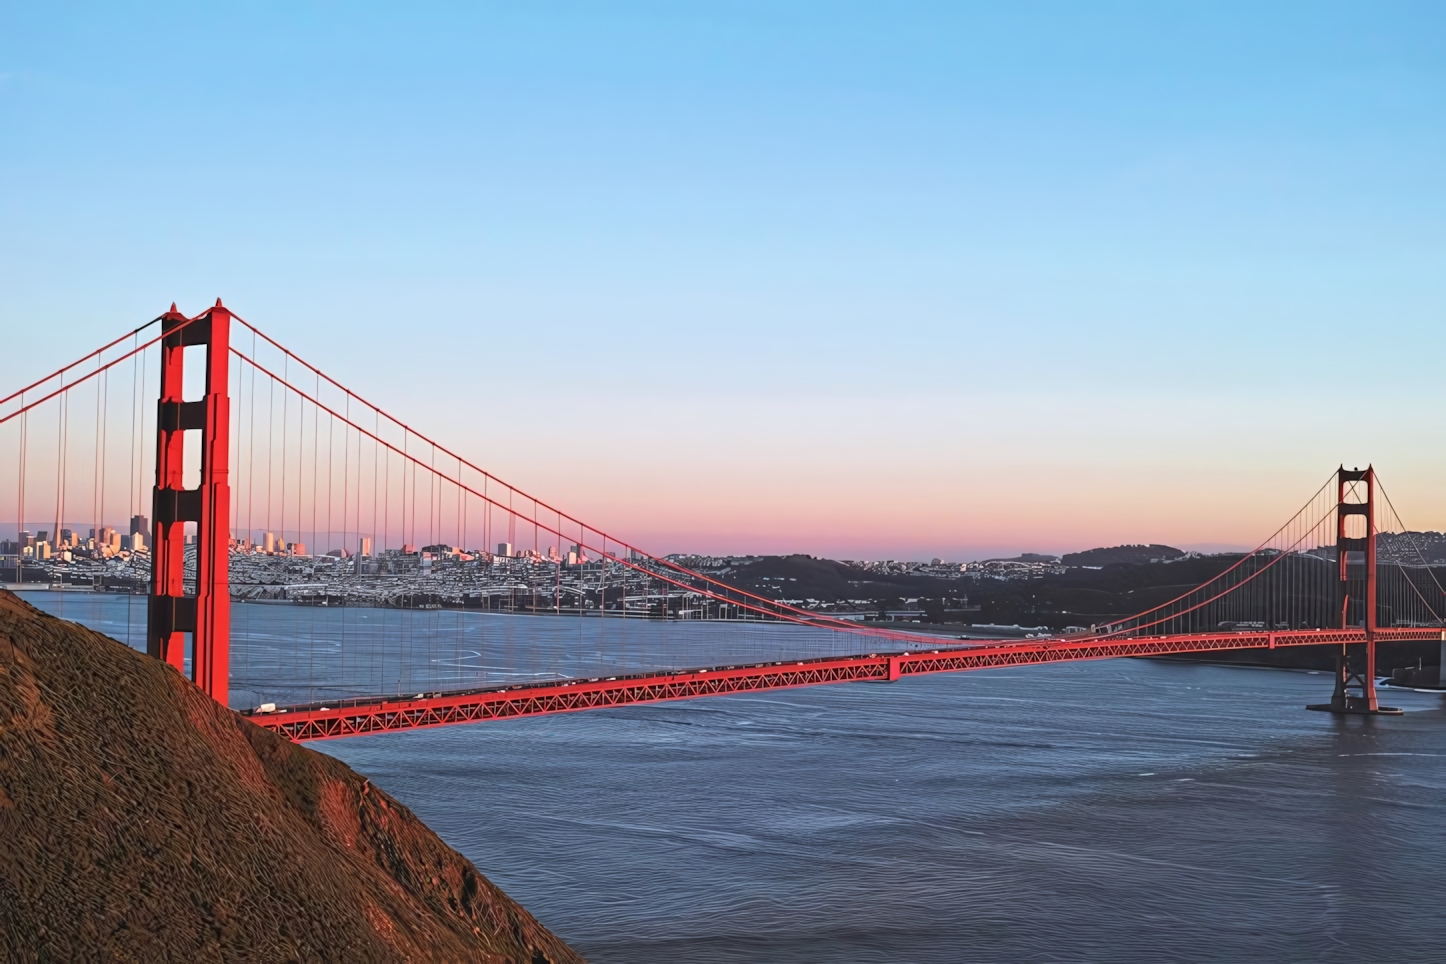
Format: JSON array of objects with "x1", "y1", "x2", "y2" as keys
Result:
[{"x1": 1307, "y1": 643, "x2": 1402, "y2": 715}]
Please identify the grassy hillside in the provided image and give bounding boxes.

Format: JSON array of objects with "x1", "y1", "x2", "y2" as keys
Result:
[{"x1": 0, "y1": 590, "x2": 582, "y2": 964}]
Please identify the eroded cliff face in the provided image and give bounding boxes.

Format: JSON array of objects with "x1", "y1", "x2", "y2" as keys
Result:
[{"x1": 0, "y1": 590, "x2": 583, "y2": 964}]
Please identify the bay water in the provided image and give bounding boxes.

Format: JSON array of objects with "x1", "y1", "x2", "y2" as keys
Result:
[{"x1": 25, "y1": 591, "x2": 1446, "y2": 961}]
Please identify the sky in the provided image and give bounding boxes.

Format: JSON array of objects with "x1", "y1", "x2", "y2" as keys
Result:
[{"x1": 2, "y1": 2, "x2": 1443, "y2": 560}]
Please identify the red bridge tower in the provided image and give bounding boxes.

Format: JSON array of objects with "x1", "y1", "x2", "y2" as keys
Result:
[
  {"x1": 148, "y1": 302, "x2": 231, "y2": 705},
  {"x1": 1309, "y1": 465, "x2": 1401, "y2": 715}
]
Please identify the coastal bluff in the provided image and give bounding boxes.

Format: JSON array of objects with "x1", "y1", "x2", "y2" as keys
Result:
[{"x1": 0, "y1": 590, "x2": 582, "y2": 963}]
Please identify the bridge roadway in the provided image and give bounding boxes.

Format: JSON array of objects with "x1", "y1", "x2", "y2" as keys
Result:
[{"x1": 248, "y1": 627, "x2": 1445, "y2": 741}]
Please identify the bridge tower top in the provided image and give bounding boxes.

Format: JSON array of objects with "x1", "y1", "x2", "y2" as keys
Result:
[{"x1": 1335, "y1": 465, "x2": 1376, "y2": 633}]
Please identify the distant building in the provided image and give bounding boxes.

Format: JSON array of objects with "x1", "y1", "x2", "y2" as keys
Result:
[
  {"x1": 130, "y1": 514, "x2": 150, "y2": 540},
  {"x1": 496, "y1": 542, "x2": 513, "y2": 558},
  {"x1": 358, "y1": 536, "x2": 373, "y2": 557},
  {"x1": 883, "y1": 610, "x2": 927, "y2": 622},
  {"x1": 263, "y1": 532, "x2": 277, "y2": 553}
]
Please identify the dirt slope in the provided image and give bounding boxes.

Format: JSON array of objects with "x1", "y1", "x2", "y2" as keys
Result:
[{"x1": 0, "y1": 590, "x2": 583, "y2": 964}]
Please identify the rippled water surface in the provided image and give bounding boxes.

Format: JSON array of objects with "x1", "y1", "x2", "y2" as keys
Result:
[{"x1": 27, "y1": 592, "x2": 1446, "y2": 961}]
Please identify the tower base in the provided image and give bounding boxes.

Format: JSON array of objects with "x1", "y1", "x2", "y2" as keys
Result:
[{"x1": 1306, "y1": 699, "x2": 1403, "y2": 716}]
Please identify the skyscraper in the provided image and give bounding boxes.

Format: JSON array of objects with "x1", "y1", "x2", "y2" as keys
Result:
[{"x1": 130, "y1": 514, "x2": 150, "y2": 540}]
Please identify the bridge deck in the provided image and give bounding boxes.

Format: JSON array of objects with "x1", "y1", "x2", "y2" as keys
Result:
[{"x1": 249, "y1": 627, "x2": 1443, "y2": 741}]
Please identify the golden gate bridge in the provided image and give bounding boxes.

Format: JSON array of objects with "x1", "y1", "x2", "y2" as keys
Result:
[{"x1": 4, "y1": 303, "x2": 1445, "y2": 741}]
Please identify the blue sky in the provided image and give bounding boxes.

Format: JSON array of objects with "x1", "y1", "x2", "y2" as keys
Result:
[{"x1": 2, "y1": 2, "x2": 1443, "y2": 558}]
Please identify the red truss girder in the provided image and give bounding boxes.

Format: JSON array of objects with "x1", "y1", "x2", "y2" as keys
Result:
[{"x1": 251, "y1": 627, "x2": 1445, "y2": 742}]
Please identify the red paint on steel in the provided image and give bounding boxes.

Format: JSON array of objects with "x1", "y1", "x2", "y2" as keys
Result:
[
  {"x1": 197, "y1": 305, "x2": 231, "y2": 703},
  {"x1": 251, "y1": 627, "x2": 1444, "y2": 742},
  {"x1": 148, "y1": 303, "x2": 231, "y2": 704},
  {"x1": 150, "y1": 307, "x2": 188, "y2": 671}
]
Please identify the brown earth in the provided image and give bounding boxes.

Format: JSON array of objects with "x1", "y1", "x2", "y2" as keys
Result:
[{"x1": 0, "y1": 590, "x2": 584, "y2": 964}]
